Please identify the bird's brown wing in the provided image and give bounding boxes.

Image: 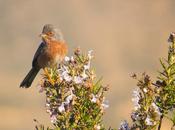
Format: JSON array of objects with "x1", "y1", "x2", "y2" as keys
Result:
[{"x1": 32, "y1": 42, "x2": 46, "y2": 68}]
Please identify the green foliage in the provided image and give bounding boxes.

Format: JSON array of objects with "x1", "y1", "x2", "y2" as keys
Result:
[
  {"x1": 33, "y1": 33, "x2": 175, "y2": 130},
  {"x1": 35, "y1": 48, "x2": 109, "y2": 130},
  {"x1": 118, "y1": 32, "x2": 175, "y2": 130}
]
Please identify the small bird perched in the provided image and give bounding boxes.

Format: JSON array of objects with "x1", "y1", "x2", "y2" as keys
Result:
[{"x1": 20, "y1": 24, "x2": 68, "y2": 88}]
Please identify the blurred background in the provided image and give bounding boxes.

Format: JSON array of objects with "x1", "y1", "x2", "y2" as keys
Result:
[{"x1": 0, "y1": 0, "x2": 175, "y2": 129}]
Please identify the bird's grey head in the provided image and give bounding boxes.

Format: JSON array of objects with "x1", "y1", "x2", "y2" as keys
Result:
[{"x1": 41, "y1": 24, "x2": 64, "y2": 41}]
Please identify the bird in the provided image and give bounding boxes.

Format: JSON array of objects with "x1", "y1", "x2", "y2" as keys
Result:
[{"x1": 20, "y1": 24, "x2": 68, "y2": 88}]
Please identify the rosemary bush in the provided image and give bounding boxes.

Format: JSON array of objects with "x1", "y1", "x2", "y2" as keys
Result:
[
  {"x1": 34, "y1": 33, "x2": 175, "y2": 130},
  {"x1": 35, "y1": 48, "x2": 109, "y2": 130},
  {"x1": 119, "y1": 32, "x2": 175, "y2": 130}
]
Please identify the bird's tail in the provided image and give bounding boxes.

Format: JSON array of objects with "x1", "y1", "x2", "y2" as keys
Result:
[{"x1": 20, "y1": 67, "x2": 40, "y2": 88}]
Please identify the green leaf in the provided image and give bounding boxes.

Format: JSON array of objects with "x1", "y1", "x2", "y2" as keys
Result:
[
  {"x1": 160, "y1": 58, "x2": 167, "y2": 71},
  {"x1": 93, "y1": 77, "x2": 103, "y2": 94}
]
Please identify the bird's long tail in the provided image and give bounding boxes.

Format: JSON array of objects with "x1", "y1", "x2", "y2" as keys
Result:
[{"x1": 20, "y1": 67, "x2": 40, "y2": 88}]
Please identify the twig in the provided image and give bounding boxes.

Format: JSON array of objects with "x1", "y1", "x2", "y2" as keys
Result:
[{"x1": 158, "y1": 115, "x2": 164, "y2": 130}]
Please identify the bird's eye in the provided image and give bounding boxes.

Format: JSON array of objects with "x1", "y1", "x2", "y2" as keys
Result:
[{"x1": 48, "y1": 32, "x2": 54, "y2": 36}]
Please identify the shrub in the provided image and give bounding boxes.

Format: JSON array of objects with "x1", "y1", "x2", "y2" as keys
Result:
[{"x1": 34, "y1": 33, "x2": 175, "y2": 130}]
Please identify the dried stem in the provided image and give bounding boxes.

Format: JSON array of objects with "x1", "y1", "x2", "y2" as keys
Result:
[{"x1": 158, "y1": 115, "x2": 164, "y2": 130}]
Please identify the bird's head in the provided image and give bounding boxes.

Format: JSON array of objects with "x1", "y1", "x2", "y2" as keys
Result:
[{"x1": 40, "y1": 24, "x2": 64, "y2": 42}]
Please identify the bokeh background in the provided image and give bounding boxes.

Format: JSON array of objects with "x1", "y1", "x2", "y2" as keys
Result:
[{"x1": 1, "y1": 0, "x2": 175, "y2": 130}]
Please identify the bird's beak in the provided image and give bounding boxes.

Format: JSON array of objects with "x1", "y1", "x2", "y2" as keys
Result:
[{"x1": 39, "y1": 33, "x2": 47, "y2": 38}]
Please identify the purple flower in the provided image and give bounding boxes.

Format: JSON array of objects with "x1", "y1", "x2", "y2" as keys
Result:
[
  {"x1": 70, "y1": 56, "x2": 74, "y2": 62},
  {"x1": 64, "y1": 56, "x2": 70, "y2": 62},
  {"x1": 101, "y1": 100, "x2": 109, "y2": 110},
  {"x1": 84, "y1": 61, "x2": 91, "y2": 70},
  {"x1": 118, "y1": 120, "x2": 130, "y2": 130},
  {"x1": 58, "y1": 103, "x2": 65, "y2": 113},
  {"x1": 65, "y1": 90, "x2": 75, "y2": 105},
  {"x1": 145, "y1": 116, "x2": 154, "y2": 126},
  {"x1": 91, "y1": 94, "x2": 98, "y2": 103},
  {"x1": 132, "y1": 88, "x2": 141, "y2": 110},
  {"x1": 50, "y1": 114, "x2": 57, "y2": 123},
  {"x1": 81, "y1": 70, "x2": 88, "y2": 79},
  {"x1": 74, "y1": 76, "x2": 83, "y2": 84},
  {"x1": 88, "y1": 50, "x2": 93, "y2": 59},
  {"x1": 131, "y1": 111, "x2": 140, "y2": 121}
]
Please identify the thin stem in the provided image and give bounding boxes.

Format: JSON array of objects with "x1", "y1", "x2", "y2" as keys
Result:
[{"x1": 158, "y1": 115, "x2": 164, "y2": 130}]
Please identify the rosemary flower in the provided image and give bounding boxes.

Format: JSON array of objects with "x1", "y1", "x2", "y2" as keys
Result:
[
  {"x1": 131, "y1": 88, "x2": 141, "y2": 110},
  {"x1": 118, "y1": 120, "x2": 130, "y2": 130}
]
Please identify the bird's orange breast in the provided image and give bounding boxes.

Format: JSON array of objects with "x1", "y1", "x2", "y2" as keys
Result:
[{"x1": 37, "y1": 39, "x2": 68, "y2": 68}]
